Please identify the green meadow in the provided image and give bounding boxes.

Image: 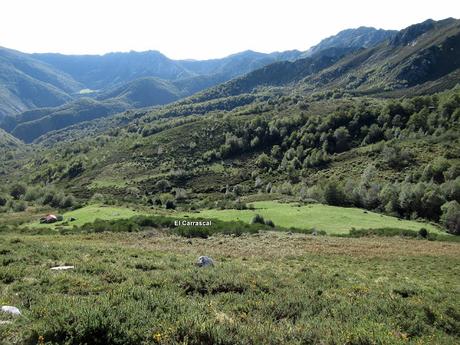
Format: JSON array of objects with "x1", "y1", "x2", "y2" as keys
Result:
[
  {"x1": 20, "y1": 201, "x2": 442, "y2": 235},
  {"x1": 190, "y1": 201, "x2": 442, "y2": 234},
  {"x1": 23, "y1": 205, "x2": 143, "y2": 229}
]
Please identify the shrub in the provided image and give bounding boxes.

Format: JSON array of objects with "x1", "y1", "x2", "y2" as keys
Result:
[
  {"x1": 61, "y1": 195, "x2": 76, "y2": 209},
  {"x1": 24, "y1": 186, "x2": 42, "y2": 201},
  {"x1": 251, "y1": 214, "x2": 265, "y2": 225},
  {"x1": 165, "y1": 200, "x2": 176, "y2": 210},
  {"x1": 12, "y1": 201, "x2": 26, "y2": 212},
  {"x1": 155, "y1": 179, "x2": 171, "y2": 192},
  {"x1": 66, "y1": 160, "x2": 85, "y2": 178},
  {"x1": 323, "y1": 181, "x2": 346, "y2": 206},
  {"x1": 10, "y1": 183, "x2": 26, "y2": 200},
  {"x1": 440, "y1": 201, "x2": 460, "y2": 235},
  {"x1": 256, "y1": 153, "x2": 274, "y2": 170},
  {"x1": 91, "y1": 193, "x2": 106, "y2": 203},
  {"x1": 265, "y1": 219, "x2": 275, "y2": 227},
  {"x1": 418, "y1": 228, "x2": 428, "y2": 238},
  {"x1": 174, "y1": 188, "x2": 188, "y2": 201},
  {"x1": 0, "y1": 194, "x2": 7, "y2": 206}
]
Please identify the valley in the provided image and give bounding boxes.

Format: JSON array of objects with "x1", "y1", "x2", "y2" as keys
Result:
[{"x1": 0, "y1": 15, "x2": 459, "y2": 345}]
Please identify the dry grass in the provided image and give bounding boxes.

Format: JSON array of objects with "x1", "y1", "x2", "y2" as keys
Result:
[{"x1": 91, "y1": 231, "x2": 460, "y2": 259}]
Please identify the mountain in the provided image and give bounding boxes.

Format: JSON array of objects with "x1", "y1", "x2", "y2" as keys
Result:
[
  {"x1": 1, "y1": 18, "x2": 459, "y2": 237},
  {"x1": 32, "y1": 50, "x2": 193, "y2": 90},
  {"x1": 302, "y1": 27, "x2": 397, "y2": 57},
  {"x1": 178, "y1": 50, "x2": 302, "y2": 78},
  {"x1": 0, "y1": 47, "x2": 82, "y2": 120},
  {"x1": 190, "y1": 47, "x2": 359, "y2": 102},
  {"x1": 31, "y1": 49, "x2": 305, "y2": 92},
  {"x1": 1, "y1": 18, "x2": 458, "y2": 145},
  {"x1": 190, "y1": 18, "x2": 460, "y2": 101},
  {"x1": 97, "y1": 77, "x2": 181, "y2": 107},
  {"x1": 0, "y1": 44, "x2": 324, "y2": 139},
  {"x1": 9, "y1": 98, "x2": 128, "y2": 143},
  {"x1": 301, "y1": 18, "x2": 460, "y2": 94},
  {"x1": 0, "y1": 48, "x2": 304, "y2": 127},
  {"x1": 0, "y1": 127, "x2": 22, "y2": 149}
]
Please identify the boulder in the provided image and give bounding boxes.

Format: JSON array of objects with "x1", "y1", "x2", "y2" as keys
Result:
[
  {"x1": 1, "y1": 306, "x2": 21, "y2": 316},
  {"x1": 51, "y1": 266, "x2": 75, "y2": 271},
  {"x1": 196, "y1": 256, "x2": 214, "y2": 267}
]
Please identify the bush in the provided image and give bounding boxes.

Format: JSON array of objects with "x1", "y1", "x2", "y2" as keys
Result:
[
  {"x1": 418, "y1": 228, "x2": 428, "y2": 238},
  {"x1": 440, "y1": 201, "x2": 460, "y2": 235},
  {"x1": 155, "y1": 179, "x2": 171, "y2": 192},
  {"x1": 251, "y1": 214, "x2": 265, "y2": 225},
  {"x1": 265, "y1": 219, "x2": 275, "y2": 227},
  {"x1": 91, "y1": 193, "x2": 106, "y2": 203},
  {"x1": 10, "y1": 183, "x2": 26, "y2": 200},
  {"x1": 323, "y1": 181, "x2": 346, "y2": 206},
  {"x1": 66, "y1": 160, "x2": 85, "y2": 178},
  {"x1": 165, "y1": 200, "x2": 176, "y2": 210},
  {"x1": 12, "y1": 201, "x2": 26, "y2": 212},
  {"x1": 24, "y1": 187, "x2": 42, "y2": 201},
  {"x1": 61, "y1": 195, "x2": 76, "y2": 209}
]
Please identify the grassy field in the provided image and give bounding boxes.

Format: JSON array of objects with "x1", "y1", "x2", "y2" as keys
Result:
[
  {"x1": 22, "y1": 205, "x2": 144, "y2": 229},
  {"x1": 19, "y1": 201, "x2": 445, "y2": 236},
  {"x1": 0, "y1": 231, "x2": 458, "y2": 344},
  {"x1": 190, "y1": 201, "x2": 443, "y2": 234}
]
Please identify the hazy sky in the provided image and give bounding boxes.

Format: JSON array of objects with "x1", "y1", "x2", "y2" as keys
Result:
[{"x1": 1, "y1": 0, "x2": 458, "y2": 60}]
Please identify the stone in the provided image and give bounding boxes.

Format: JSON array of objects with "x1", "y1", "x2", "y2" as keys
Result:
[
  {"x1": 1, "y1": 306, "x2": 21, "y2": 316},
  {"x1": 196, "y1": 256, "x2": 214, "y2": 267},
  {"x1": 50, "y1": 266, "x2": 75, "y2": 271}
]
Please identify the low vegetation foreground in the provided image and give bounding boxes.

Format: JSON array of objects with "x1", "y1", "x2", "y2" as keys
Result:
[{"x1": 0, "y1": 231, "x2": 459, "y2": 345}]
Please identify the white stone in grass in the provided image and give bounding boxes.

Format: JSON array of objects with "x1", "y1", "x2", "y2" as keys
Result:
[
  {"x1": 50, "y1": 266, "x2": 75, "y2": 271},
  {"x1": 196, "y1": 256, "x2": 214, "y2": 267},
  {"x1": 0, "y1": 320, "x2": 13, "y2": 325},
  {"x1": 1, "y1": 306, "x2": 21, "y2": 316}
]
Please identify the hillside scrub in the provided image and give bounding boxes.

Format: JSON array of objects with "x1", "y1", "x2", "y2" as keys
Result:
[{"x1": 0, "y1": 232, "x2": 458, "y2": 344}]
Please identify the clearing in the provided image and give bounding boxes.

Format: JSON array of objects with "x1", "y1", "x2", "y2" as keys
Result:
[{"x1": 190, "y1": 201, "x2": 443, "y2": 234}]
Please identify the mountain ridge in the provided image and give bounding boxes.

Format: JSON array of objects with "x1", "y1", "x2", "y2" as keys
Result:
[{"x1": 1, "y1": 19, "x2": 454, "y2": 143}]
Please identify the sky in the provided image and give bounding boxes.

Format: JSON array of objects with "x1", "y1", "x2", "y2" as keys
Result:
[{"x1": 0, "y1": 0, "x2": 459, "y2": 60}]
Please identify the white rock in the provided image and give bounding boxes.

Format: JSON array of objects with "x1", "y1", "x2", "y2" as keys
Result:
[
  {"x1": 1, "y1": 306, "x2": 21, "y2": 316},
  {"x1": 196, "y1": 256, "x2": 214, "y2": 267},
  {"x1": 51, "y1": 266, "x2": 75, "y2": 271},
  {"x1": 0, "y1": 320, "x2": 12, "y2": 325}
]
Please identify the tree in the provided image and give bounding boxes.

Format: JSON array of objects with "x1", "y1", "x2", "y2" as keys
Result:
[
  {"x1": 441, "y1": 177, "x2": 460, "y2": 203},
  {"x1": 420, "y1": 184, "x2": 445, "y2": 220},
  {"x1": 399, "y1": 182, "x2": 425, "y2": 217},
  {"x1": 440, "y1": 201, "x2": 460, "y2": 235},
  {"x1": 155, "y1": 179, "x2": 171, "y2": 192},
  {"x1": 256, "y1": 153, "x2": 273, "y2": 170},
  {"x1": 444, "y1": 164, "x2": 460, "y2": 181},
  {"x1": 66, "y1": 160, "x2": 85, "y2": 178},
  {"x1": 61, "y1": 195, "x2": 76, "y2": 209},
  {"x1": 271, "y1": 145, "x2": 282, "y2": 159},
  {"x1": 10, "y1": 183, "x2": 26, "y2": 200},
  {"x1": 323, "y1": 181, "x2": 345, "y2": 206},
  {"x1": 379, "y1": 184, "x2": 399, "y2": 214},
  {"x1": 431, "y1": 158, "x2": 450, "y2": 183},
  {"x1": 0, "y1": 194, "x2": 7, "y2": 206},
  {"x1": 333, "y1": 127, "x2": 350, "y2": 152},
  {"x1": 363, "y1": 124, "x2": 384, "y2": 144}
]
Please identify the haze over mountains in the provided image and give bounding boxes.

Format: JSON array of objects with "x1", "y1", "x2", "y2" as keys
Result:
[{"x1": 0, "y1": 18, "x2": 459, "y2": 143}]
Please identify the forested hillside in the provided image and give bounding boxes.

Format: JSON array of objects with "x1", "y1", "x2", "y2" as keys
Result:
[
  {"x1": 0, "y1": 18, "x2": 459, "y2": 236},
  {"x1": 0, "y1": 25, "x2": 397, "y2": 140}
]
